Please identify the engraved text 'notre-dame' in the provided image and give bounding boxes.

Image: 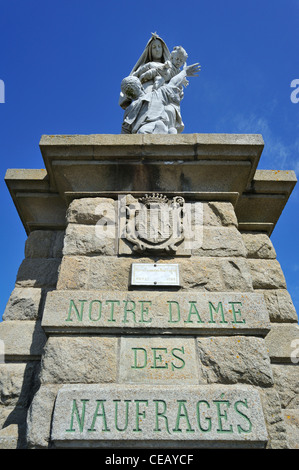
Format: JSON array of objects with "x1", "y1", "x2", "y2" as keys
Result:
[{"x1": 65, "y1": 298, "x2": 245, "y2": 325}]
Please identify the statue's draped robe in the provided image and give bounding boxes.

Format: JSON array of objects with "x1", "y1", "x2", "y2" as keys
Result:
[{"x1": 121, "y1": 83, "x2": 184, "y2": 134}]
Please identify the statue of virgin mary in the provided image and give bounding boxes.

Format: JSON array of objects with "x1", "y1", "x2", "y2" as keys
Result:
[{"x1": 118, "y1": 32, "x2": 171, "y2": 110}]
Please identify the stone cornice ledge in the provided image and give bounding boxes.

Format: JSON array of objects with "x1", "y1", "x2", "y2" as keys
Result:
[{"x1": 4, "y1": 134, "x2": 297, "y2": 236}]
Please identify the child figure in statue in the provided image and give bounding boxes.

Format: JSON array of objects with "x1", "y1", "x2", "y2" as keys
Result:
[{"x1": 133, "y1": 46, "x2": 189, "y2": 91}]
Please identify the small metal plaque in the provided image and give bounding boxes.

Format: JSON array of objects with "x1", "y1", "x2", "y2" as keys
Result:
[{"x1": 131, "y1": 263, "x2": 180, "y2": 286}]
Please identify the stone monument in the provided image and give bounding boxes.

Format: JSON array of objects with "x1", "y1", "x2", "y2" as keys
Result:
[
  {"x1": 0, "y1": 34, "x2": 298, "y2": 450},
  {"x1": 119, "y1": 33, "x2": 200, "y2": 135}
]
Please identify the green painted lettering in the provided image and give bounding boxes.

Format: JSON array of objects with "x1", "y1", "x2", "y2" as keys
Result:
[
  {"x1": 133, "y1": 400, "x2": 148, "y2": 432},
  {"x1": 213, "y1": 395, "x2": 233, "y2": 433},
  {"x1": 66, "y1": 300, "x2": 87, "y2": 322},
  {"x1": 235, "y1": 399, "x2": 252, "y2": 433},
  {"x1": 114, "y1": 400, "x2": 131, "y2": 432},
  {"x1": 123, "y1": 300, "x2": 136, "y2": 323},
  {"x1": 171, "y1": 347, "x2": 185, "y2": 370},
  {"x1": 173, "y1": 400, "x2": 195, "y2": 433},
  {"x1": 153, "y1": 400, "x2": 171, "y2": 434},
  {"x1": 151, "y1": 348, "x2": 168, "y2": 369},
  {"x1": 229, "y1": 302, "x2": 245, "y2": 324},
  {"x1": 208, "y1": 302, "x2": 227, "y2": 324},
  {"x1": 184, "y1": 301, "x2": 204, "y2": 323},
  {"x1": 196, "y1": 400, "x2": 212, "y2": 432},
  {"x1": 66, "y1": 399, "x2": 89, "y2": 432},
  {"x1": 131, "y1": 348, "x2": 147, "y2": 369},
  {"x1": 105, "y1": 300, "x2": 120, "y2": 322},
  {"x1": 139, "y1": 301, "x2": 152, "y2": 323},
  {"x1": 88, "y1": 400, "x2": 110, "y2": 432},
  {"x1": 88, "y1": 300, "x2": 102, "y2": 321},
  {"x1": 167, "y1": 301, "x2": 180, "y2": 323}
]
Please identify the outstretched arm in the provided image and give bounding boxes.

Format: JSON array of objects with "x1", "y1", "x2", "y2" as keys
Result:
[{"x1": 169, "y1": 63, "x2": 201, "y2": 88}]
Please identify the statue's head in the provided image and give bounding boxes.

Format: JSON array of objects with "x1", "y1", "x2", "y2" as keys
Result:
[
  {"x1": 150, "y1": 38, "x2": 163, "y2": 61},
  {"x1": 170, "y1": 46, "x2": 188, "y2": 68},
  {"x1": 121, "y1": 76, "x2": 144, "y2": 100}
]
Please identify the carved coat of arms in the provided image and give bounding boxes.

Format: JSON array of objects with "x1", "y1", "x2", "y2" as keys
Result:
[{"x1": 124, "y1": 193, "x2": 185, "y2": 253}]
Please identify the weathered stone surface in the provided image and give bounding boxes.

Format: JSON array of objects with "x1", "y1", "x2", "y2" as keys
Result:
[
  {"x1": 40, "y1": 336, "x2": 118, "y2": 384},
  {"x1": 282, "y1": 409, "x2": 299, "y2": 449},
  {"x1": 203, "y1": 202, "x2": 238, "y2": 227},
  {"x1": 0, "y1": 424, "x2": 20, "y2": 449},
  {"x1": 265, "y1": 323, "x2": 299, "y2": 363},
  {"x1": 87, "y1": 257, "x2": 132, "y2": 291},
  {"x1": 272, "y1": 365, "x2": 299, "y2": 409},
  {"x1": 258, "y1": 289, "x2": 298, "y2": 323},
  {"x1": 0, "y1": 405, "x2": 27, "y2": 430},
  {"x1": 42, "y1": 290, "x2": 270, "y2": 335},
  {"x1": 0, "y1": 362, "x2": 39, "y2": 406},
  {"x1": 51, "y1": 384, "x2": 268, "y2": 448},
  {"x1": 197, "y1": 336, "x2": 273, "y2": 387},
  {"x1": 0, "y1": 321, "x2": 46, "y2": 360},
  {"x1": 56, "y1": 256, "x2": 89, "y2": 290},
  {"x1": 66, "y1": 197, "x2": 116, "y2": 225},
  {"x1": 3, "y1": 287, "x2": 42, "y2": 321},
  {"x1": 192, "y1": 227, "x2": 246, "y2": 257},
  {"x1": 119, "y1": 337, "x2": 199, "y2": 384},
  {"x1": 0, "y1": 405, "x2": 28, "y2": 449},
  {"x1": 259, "y1": 389, "x2": 288, "y2": 449},
  {"x1": 63, "y1": 224, "x2": 116, "y2": 256},
  {"x1": 57, "y1": 256, "x2": 253, "y2": 292},
  {"x1": 25, "y1": 230, "x2": 64, "y2": 259},
  {"x1": 182, "y1": 258, "x2": 253, "y2": 292},
  {"x1": 241, "y1": 232, "x2": 276, "y2": 259},
  {"x1": 26, "y1": 384, "x2": 60, "y2": 448},
  {"x1": 247, "y1": 259, "x2": 286, "y2": 289},
  {"x1": 16, "y1": 258, "x2": 61, "y2": 288}
]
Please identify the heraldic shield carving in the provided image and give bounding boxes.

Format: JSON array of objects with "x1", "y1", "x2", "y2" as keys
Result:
[{"x1": 124, "y1": 193, "x2": 185, "y2": 253}]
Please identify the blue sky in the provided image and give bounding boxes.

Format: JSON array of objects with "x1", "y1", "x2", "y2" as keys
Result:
[{"x1": 0, "y1": 0, "x2": 298, "y2": 319}]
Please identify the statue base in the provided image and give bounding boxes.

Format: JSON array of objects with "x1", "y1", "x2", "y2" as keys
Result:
[{"x1": 1, "y1": 134, "x2": 298, "y2": 449}]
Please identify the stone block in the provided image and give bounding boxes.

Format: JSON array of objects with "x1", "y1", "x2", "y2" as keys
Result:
[
  {"x1": 0, "y1": 424, "x2": 20, "y2": 449},
  {"x1": 25, "y1": 230, "x2": 65, "y2": 259},
  {"x1": 282, "y1": 409, "x2": 299, "y2": 449},
  {"x1": 203, "y1": 202, "x2": 238, "y2": 227},
  {"x1": 56, "y1": 256, "x2": 89, "y2": 290},
  {"x1": 63, "y1": 224, "x2": 116, "y2": 256},
  {"x1": 88, "y1": 257, "x2": 131, "y2": 291},
  {"x1": 40, "y1": 336, "x2": 118, "y2": 384},
  {"x1": 119, "y1": 337, "x2": 199, "y2": 384},
  {"x1": 258, "y1": 289, "x2": 298, "y2": 323},
  {"x1": 197, "y1": 336, "x2": 273, "y2": 387},
  {"x1": 241, "y1": 232, "x2": 276, "y2": 259},
  {"x1": 66, "y1": 197, "x2": 116, "y2": 225},
  {"x1": 0, "y1": 321, "x2": 46, "y2": 360},
  {"x1": 0, "y1": 404, "x2": 28, "y2": 449},
  {"x1": 51, "y1": 384, "x2": 268, "y2": 448},
  {"x1": 247, "y1": 259, "x2": 286, "y2": 289},
  {"x1": 3, "y1": 287, "x2": 42, "y2": 321},
  {"x1": 74, "y1": 256, "x2": 253, "y2": 293},
  {"x1": 16, "y1": 258, "x2": 61, "y2": 288},
  {"x1": 0, "y1": 362, "x2": 39, "y2": 407},
  {"x1": 26, "y1": 384, "x2": 60, "y2": 448},
  {"x1": 0, "y1": 405, "x2": 28, "y2": 430},
  {"x1": 192, "y1": 226, "x2": 247, "y2": 257},
  {"x1": 272, "y1": 365, "x2": 299, "y2": 409},
  {"x1": 42, "y1": 290, "x2": 270, "y2": 336},
  {"x1": 264, "y1": 323, "x2": 299, "y2": 363},
  {"x1": 25, "y1": 231, "x2": 54, "y2": 258},
  {"x1": 52, "y1": 231, "x2": 65, "y2": 258},
  {"x1": 187, "y1": 257, "x2": 252, "y2": 292},
  {"x1": 259, "y1": 389, "x2": 288, "y2": 449}
]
